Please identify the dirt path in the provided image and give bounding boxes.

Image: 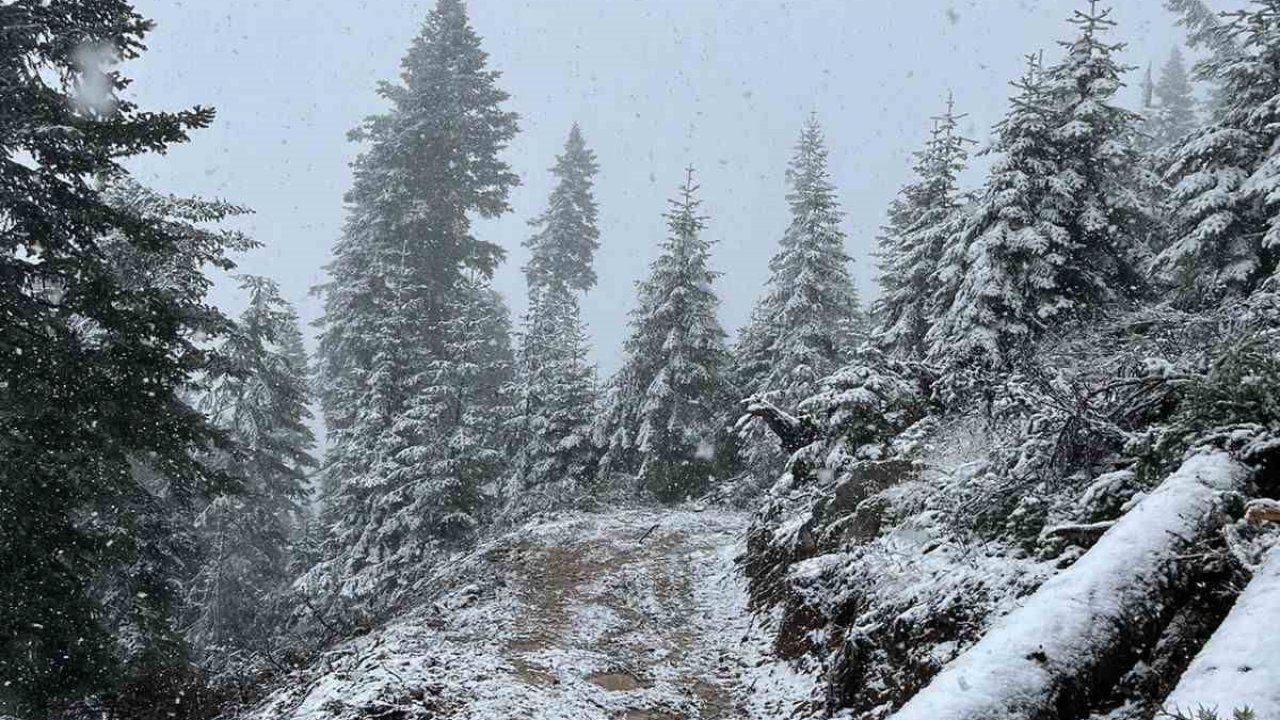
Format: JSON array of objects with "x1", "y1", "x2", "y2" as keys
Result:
[{"x1": 246, "y1": 509, "x2": 814, "y2": 720}]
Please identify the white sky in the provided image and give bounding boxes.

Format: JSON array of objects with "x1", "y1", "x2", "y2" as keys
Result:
[{"x1": 122, "y1": 0, "x2": 1234, "y2": 374}]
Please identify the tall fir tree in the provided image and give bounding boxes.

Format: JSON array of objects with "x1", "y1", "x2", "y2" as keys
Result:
[
  {"x1": 597, "y1": 169, "x2": 731, "y2": 502},
  {"x1": 932, "y1": 5, "x2": 1155, "y2": 366},
  {"x1": 874, "y1": 96, "x2": 973, "y2": 360},
  {"x1": 312, "y1": 0, "x2": 519, "y2": 600},
  {"x1": 186, "y1": 277, "x2": 315, "y2": 659},
  {"x1": 733, "y1": 116, "x2": 862, "y2": 477},
  {"x1": 524, "y1": 124, "x2": 601, "y2": 292},
  {"x1": 0, "y1": 3, "x2": 243, "y2": 712},
  {"x1": 926, "y1": 55, "x2": 1063, "y2": 366},
  {"x1": 507, "y1": 125, "x2": 602, "y2": 517},
  {"x1": 1156, "y1": 1, "x2": 1280, "y2": 303}
]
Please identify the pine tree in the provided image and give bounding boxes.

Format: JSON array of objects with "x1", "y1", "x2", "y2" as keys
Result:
[
  {"x1": 932, "y1": 5, "x2": 1154, "y2": 366},
  {"x1": 312, "y1": 0, "x2": 519, "y2": 599},
  {"x1": 185, "y1": 276, "x2": 315, "y2": 661},
  {"x1": 733, "y1": 116, "x2": 863, "y2": 478},
  {"x1": 524, "y1": 124, "x2": 601, "y2": 292},
  {"x1": 926, "y1": 55, "x2": 1064, "y2": 366},
  {"x1": 875, "y1": 97, "x2": 973, "y2": 360},
  {"x1": 0, "y1": 3, "x2": 240, "y2": 711},
  {"x1": 597, "y1": 169, "x2": 730, "y2": 502},
  {"x1": 1148, "y1": 47, "x2": 1198, "y2": 149},
  {"x1": 506, "y1": 125, "x2": 602, "y2": 517},
  {"x1": 1156, "y1": 2, "x2": 1280, "y2": 303}
]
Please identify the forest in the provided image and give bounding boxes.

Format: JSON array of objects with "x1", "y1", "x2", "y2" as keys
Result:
[{"x1": 2, "y1": 0, "x2": 1280, "y2": 719}]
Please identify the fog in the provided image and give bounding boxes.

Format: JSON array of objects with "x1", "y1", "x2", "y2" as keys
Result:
[{"x1": 125, "y1": 0, "x2": 1212, "y2": 371}]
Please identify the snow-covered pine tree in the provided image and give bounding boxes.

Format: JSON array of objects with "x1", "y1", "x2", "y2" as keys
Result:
[
  {"x1": 1148, "y1": 47, "x2": 1198, "y2": 150},
  {"x1": 875, "y1": 96, "x2": 973, "y2": 360},
  {"x1": 312, "y1": 0, "x2": 519, "y2": 600},
  {"x1": 509, "y1": 282, "x2": 598, "y2": 514},
  {"x1": 926, "y1": 55, "x2": 1065, "y2": 367},
  {"x1": 0, "y1": 3, "x2": 244, "y2": 708},
  {"x1": 185, "y1": 276, "x2": 315, "y2": 661},
  {"x1": 524, "y1": 124, "x2": 601, "y2": 293},
  {"x1": 1156, "y1": 2, "x2": 1280, "y2": 304},
  {"x1": 505, "y1": 125, "x2": 602, "y2": 518},
  {"x1": 932, "y1": 5, "x2": 1154, "y2": 367},
  {"x1": 733, "y1": 116, "x2": 862, "y2": 479},
  {"x1": 597, "y1": 169, "x2": 731, "y2": 502}
]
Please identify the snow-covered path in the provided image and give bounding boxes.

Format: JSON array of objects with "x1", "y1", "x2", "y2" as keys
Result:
[{"x1": 245, "y1": 509, "x2": 815, "y2": 719}]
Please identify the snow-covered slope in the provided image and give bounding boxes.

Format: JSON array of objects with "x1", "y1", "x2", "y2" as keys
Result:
[{"x1": 244, "y1": 509, "x2": 815, "y2": 719}]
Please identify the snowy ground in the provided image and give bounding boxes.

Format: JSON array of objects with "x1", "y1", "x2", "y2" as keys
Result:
[{"x1": 244, "y1": 509, "x2": 816, "y2": 719}]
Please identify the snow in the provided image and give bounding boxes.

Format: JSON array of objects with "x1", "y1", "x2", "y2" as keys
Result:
[
  {"x1": 888, "y1": 451, "x2": 1249, "y2": 720},
  {"x1": 243, "y1": 509, "x2": 816, "y2": 719},
  {"x1": 1162, "y1": 543, "x2": 1280, "y2": 719}
]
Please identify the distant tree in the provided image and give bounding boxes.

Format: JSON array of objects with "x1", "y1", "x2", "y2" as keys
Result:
[
  {"x1": 597, "y1": 169, "x2": 731, "y2": 502},
  {"x1": 0, "y1": 1, "x2": 242, "y2": 710},
  {"x1": 1147, "y1": 47, "x2": 1198, "y2": 149},
  {"x1": 524, "y1": 124, "x2": 601, "y2": 293},
  {"x1": 506, "y1": 125, "x2": 602, "y2": 517},
  {"x1": 734, "y1": 116, "x2": 862, "y2": 478},
  {"x1": 1156, "y1": 2, "x2": 1280, "y2": 303},
  {"x1": 875, "y1": 96, "x2": 973, "y2": 360},
  {"x1": 185, "y1": 277, "x2": 315, "y2": 661},
  {"x1": 312, "y1": 0, "x2": 519, "y2": 599}
]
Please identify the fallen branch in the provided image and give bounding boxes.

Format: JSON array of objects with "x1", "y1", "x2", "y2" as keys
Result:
[
  {"x1": 737, "y1": 398, "x2": 818, "y2": 453},
  {"x1": 1244, "y1": 498, "x2": 1280, "y2": 524},
  {"x1": 889, "y1": 450, "x2": 1251, "y2": 720},
  {"x1": 1042, "y1": 520, "x2": 1117, "y2": 548}
]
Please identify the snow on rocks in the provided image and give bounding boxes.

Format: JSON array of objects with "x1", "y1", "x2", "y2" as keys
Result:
[
  {"x1": 242, "y1": 509, "x2": 815, "y2": 719},
  {"x1": 1162, "y1": 543, "x2": 1280, "y2": 719},
  {"x1": 888, "y1": 450, "x2": 1250, "y2": 720}
]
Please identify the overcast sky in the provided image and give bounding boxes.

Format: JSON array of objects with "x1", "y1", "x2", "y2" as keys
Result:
[{"x1": 122, "y1": 0, "x2": 1230, "y2": 373}]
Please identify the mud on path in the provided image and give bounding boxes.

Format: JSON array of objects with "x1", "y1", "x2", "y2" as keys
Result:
[{"x1": 244, "y1": 509, "x2": 814, "y2": 720}]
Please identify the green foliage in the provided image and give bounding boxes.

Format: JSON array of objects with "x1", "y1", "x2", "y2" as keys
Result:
[
  {"x1": 597, "y1": 169, "x2": 732, "y2": 502},
  {"x1": 0, "y1": 2, "x2": 241, "y2": 713}
]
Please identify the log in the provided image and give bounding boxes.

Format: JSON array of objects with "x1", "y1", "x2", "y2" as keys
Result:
[
  {"x1": 1162, "y1": 544, "x2": 1280, "y2": 718},
  {"x1": 889, "y1": 451, "x2": 1251, "y2": 720}
]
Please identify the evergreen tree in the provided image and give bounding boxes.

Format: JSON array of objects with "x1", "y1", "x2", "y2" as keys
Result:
[
  {"x1": 932, "y1": 5, "x2": 1154, "y2": 366},
  {"x1": 875, "y1": 97, "x2": 973, "y2": 360},
  {"x1": 506, "y1": 125, "x2": 602, "y2": 517},
  {"x1": 509, "y1": 282, "x2": 598, "y2": 514},
  {"x1": 733, "y1": 116, "x2": 862, "y2": 477},
  {"x1": 312, "y1": 0, "x2": 518, "y2": 599},
  {"x1": 0, "y1": 3, "x2": 240, "y2": 711},
  {"x1": 185, "y1": 276, "x2": 315, "y2": 660},
  {"x1": 1156, "y1": 2, "x2": 1280, "y2": 303},
  {"x1": 524, "y1": 124, "x2": 601, "y2": 292},
  {"x1": 597, "y1": 169, "x2": 730, "y2": 502},
  {"x1": 926, "y1": 55, "x2": 1064, "y2": 366},
  {"x1": 1148, "y1": 47, "x2": 1198, "y2": 149}
]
